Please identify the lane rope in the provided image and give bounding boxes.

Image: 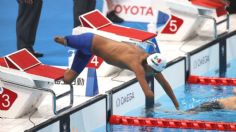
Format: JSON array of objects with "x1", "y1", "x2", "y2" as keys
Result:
[
  {"x1": 188, "y1": 75, "x2": 236, "y2": 86},
  {"x1": 110, "y1": 115, "x2": 236, "y2": 131}
]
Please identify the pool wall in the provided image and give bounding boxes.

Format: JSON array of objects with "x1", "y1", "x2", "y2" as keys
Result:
[
  {"x1": 227, "y1": 34, "x2": 236, "y2": 70},
  {"x1": 26, "y1": 95, "x2": 107, "y2": 132},
  {"x1": 27, "y1": 30, "x2": 236, "y2": 132}
]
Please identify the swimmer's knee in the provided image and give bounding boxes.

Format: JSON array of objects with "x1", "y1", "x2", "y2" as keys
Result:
[
  {"x1": 63, "y1": 77, "x2": 73, "y2": 84},
  {"x1": 63, "y1": 75, "x2": 75, "y2": 84},
  {"x1": 63, "y1": 69, "x2": 78, "y2": 84}
]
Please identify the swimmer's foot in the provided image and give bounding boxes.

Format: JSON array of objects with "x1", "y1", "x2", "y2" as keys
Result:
[{"x1": 54, "y1": 36, "x2": 67, "y2": 46}]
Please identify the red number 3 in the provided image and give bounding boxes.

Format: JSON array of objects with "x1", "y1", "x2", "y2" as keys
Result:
[{"x1": 0, "y1": 87, "x2": 17, "y2": 111}]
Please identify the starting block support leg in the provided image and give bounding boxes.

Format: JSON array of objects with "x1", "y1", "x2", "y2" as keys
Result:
[
  {"x1": 145, "y1": 75, "x2": 154, "y2": 108},
  {"x1": 85, "y1": 68, "x2": 99, "y2": 96}
]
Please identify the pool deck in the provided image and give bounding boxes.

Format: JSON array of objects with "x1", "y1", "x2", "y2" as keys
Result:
[{"x1": 1, "y1": 14, "x2": 236, "y2": 132}]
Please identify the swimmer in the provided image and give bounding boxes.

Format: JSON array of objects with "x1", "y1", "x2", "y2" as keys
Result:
[
  {"x1": 54, "y1": 33, "x2": 179, "y2": 110},
  {"x1": 188, "y1": 88, "x2": 236, "y2": 112}
]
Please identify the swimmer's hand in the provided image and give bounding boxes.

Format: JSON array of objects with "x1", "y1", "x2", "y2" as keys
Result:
[
  {"x1": 145, "y1": 90, "x2": 154, "y2": 108},
  {"x1": 174, "y1": 102, "x2": 179, "y2": 110},
  {"x1": 145, "y1": 90, "x2": 154, "y2": 99},
  {"x1": 54, "y1": 36, "x2": 67, "y2": 46},
  {"x1": 185, "y1": 110, "x2": 198, "y2": 114},
  {"x1": 171, "y1": 98, "x2": 179, "y2": 110}
]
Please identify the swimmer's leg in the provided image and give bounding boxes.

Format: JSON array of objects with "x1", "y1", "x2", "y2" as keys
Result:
[
  {"x1": 54, "y1": 33, "x2": 94, "y2": 54},
  {"x1": 63, "y1": 50, "x2": 92, "y2": 84}
]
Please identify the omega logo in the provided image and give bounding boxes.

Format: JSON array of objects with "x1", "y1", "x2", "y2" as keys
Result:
[
  {"x1": 193, "y1": 55, "x2": 210, "y2": 69},
  {"x1": 116, "y1": 92, "x2": 135, "y2": 107}
]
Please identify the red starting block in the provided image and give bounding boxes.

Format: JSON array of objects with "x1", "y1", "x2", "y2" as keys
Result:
[
  {"x1": 78, "y1": 9, "x2": 157, "y2": 42},
  {"x1": 0, "y1": 49, "x2": 73, "y2": 118},
  {"x1": 5, "y1": 49, "x2": 66, "y2": 80},
  {"x1": 191, "y1": 0, "x2": 228, "y2": 17}
]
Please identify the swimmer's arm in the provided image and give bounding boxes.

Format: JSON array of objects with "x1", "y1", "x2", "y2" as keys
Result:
[
  {"x1": 233, "y1": 88, "x2": 236, "y2": 95},
  {"x1": 218, "y1": 97, "x2": 236, "y2": 110},
  {"x1": 132, "y1": 65, "x2": 154, "y2": 99},
  {"x1": 154, "y1": 73, "x2": 179, "y2": 110}
]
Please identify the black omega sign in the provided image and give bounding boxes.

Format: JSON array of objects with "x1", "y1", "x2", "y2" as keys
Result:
[
  {"x1": 193, "y1": 55, "x2": 210, "y2": 69},
  {"x1": 116, "y1": 92, "x2": 135, "y2": 108}
]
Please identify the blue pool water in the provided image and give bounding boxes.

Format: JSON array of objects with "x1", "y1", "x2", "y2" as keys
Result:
[
  {"x1": 110, "y1": 61, "x2": 236, "y2": 131},
  {"x1": 110, "y1": 85, "x2": 235, "y2": 131}
]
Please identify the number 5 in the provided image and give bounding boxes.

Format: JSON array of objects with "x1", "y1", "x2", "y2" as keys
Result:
[
  {"x1": 161, "y1": 15, "x2": 183, "y2": 34},
  {"x1": 169, "y1": 20, "x2": 177, "y2": 32}
]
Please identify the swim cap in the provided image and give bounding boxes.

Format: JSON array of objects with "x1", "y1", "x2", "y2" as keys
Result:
[
  {"x1": 146, "y1": 53, "x2": 167, "y2": 72},
  {"x1": 136, "y1": 41, "x2": 158, "y2": 54}
]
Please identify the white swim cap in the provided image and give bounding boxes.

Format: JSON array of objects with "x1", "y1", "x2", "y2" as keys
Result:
[{"x1": 146, "y1": 53, "x2": 167, "y2": 72}]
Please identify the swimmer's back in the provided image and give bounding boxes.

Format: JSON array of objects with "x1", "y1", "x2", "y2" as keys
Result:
[{"x1": 91, "y1": 35, "x2": 148, "y2": 69}]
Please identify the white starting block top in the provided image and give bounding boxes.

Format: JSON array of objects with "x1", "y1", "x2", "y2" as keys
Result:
[{"x1": 152, "y1": 0, "x2": 229, "y2": 41}]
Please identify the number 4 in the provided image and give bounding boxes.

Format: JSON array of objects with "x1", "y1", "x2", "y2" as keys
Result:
[
  {"x1": 86, "y1": 55, "x2": 103, "y2": 69},
  {"x1": 90, "y1": 56, "x2": 99, "y2": 66}
]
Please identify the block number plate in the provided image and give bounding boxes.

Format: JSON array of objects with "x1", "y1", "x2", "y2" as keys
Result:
[{"x1": 0, "y1": 87, "x2": 17, "y2": 111}]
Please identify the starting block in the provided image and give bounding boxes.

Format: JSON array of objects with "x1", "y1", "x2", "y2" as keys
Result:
[
  {"x1": 77, "y1": 10, "x2": 159, "y2": 52},
  {"x1": 85, "y1": 68, "x2": 98, "y2": 96},
  {"x1": 74, "y1": 9, "x2": 157, "y2": 43},
  {"x1": 0, "y1": 49, "x2": 73, "y2": 118},
  {"x1": 152, "y1": 0, "x2": 229, "y2": 41}
]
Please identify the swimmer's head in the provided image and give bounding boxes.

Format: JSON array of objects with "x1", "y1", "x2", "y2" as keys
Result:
[{"x1": 146, "y1": 53, "x2": 167, "y2": 72}]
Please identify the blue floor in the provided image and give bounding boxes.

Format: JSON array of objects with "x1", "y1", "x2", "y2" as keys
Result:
[
  {"x1": 0, "y1": 0, "x2": 167, "y2": 66},
  {"x1": 1, "y1": 0, "x2": 74, "y2": 66}
]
